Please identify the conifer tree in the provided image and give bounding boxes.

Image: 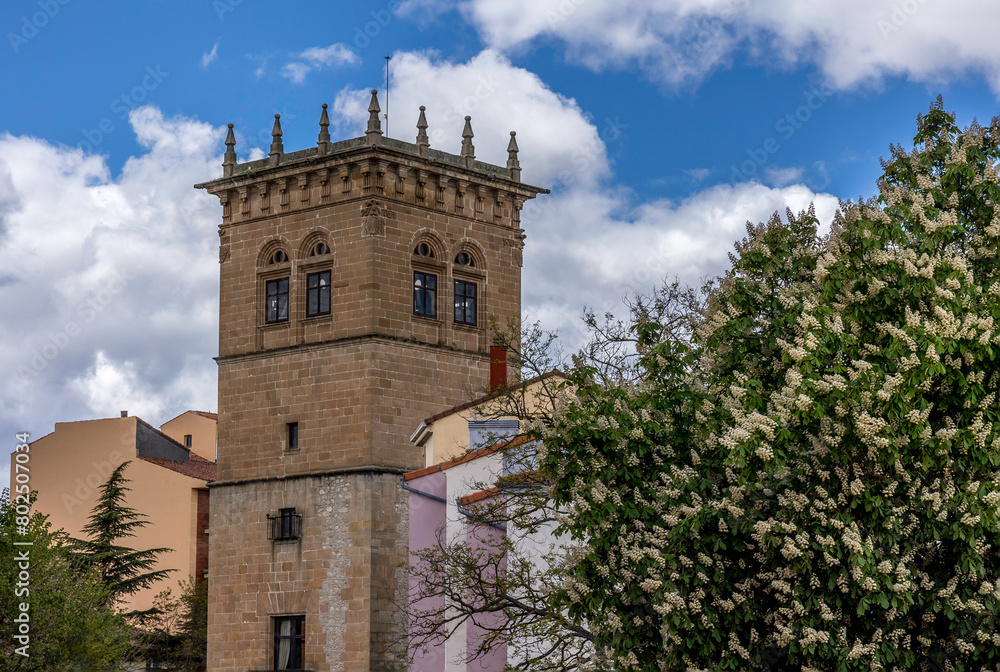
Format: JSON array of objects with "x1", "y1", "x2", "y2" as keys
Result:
[
  {"x1": 1, "y1": 488, "x2": 131, "y2": 671},
  {"x1": 69, "y1": 461, "x2": 175, "y2": 619}
]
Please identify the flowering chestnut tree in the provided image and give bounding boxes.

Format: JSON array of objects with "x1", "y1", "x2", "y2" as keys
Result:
[{"x1": 535, "y1": 100, "x2": 1000, "y2": 671}]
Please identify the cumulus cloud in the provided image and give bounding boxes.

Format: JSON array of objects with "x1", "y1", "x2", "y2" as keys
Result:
[
  {"x1": 0, "y1": 107, "x2": 221, "y2": 480},
  {"x1": 202, "y1": 40, "x2": 220, "y2": 69},
  {"x1": 335, "y1": 50, "x2": 608, "y2": 188},
  {"x1": 331, "y1": 49, "x2": 838, "y2": 348},
  {"x1": 281, "y1": 43, "x2": 360, "y2": 83},
  {"x1": 765, "y1": 166, "x2": 804, "y2": 187},
  {"x1": 449, "y1": 0, "x2": 1000, "y2": 94}
]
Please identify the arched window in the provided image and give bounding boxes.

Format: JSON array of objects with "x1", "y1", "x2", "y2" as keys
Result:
[
  {"x1": 310, "y1": 242, "x2": 330, "y2": 257},
  {"x1": 454, "y1": 251, "x2": 475, "y2": 267},
  {"x1": 414, "y1": 242, "x2": 435, "y2": 258},
  {"x1": 269, "y1": 250, "x2": 288, "y2": 264}
]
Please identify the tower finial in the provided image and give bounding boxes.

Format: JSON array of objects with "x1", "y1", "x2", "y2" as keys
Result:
[
  {"x1": 223, "y1": 123, "x2": 237, "y2": 177},
  {"x1": 318, "y1": 103, "x2": 331, "y2": 154},
  {"x1": 366, "y1": 89, "x2": 383, "y2": 144},
  {"x1": 460, "y1": 116, "x2": 475, "y2": 164},
  {"x1": 269, "y1": 114, "x2": 284, "y2": 167},
  {"x1": 416, "y1": 106, "x2": 429, "y2": 155},
  {"x1": 506, "y1": 131, "x2": 521, "y2": 181}
]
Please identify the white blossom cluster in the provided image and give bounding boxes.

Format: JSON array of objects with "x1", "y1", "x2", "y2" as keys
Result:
[{"x1": 540, "y1": 106, "x2": 1000, "y2": 671}]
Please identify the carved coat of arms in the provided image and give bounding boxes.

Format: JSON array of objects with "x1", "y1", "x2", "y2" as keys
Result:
[{"x1": 361, "y1": 198, "x2": 394, "y2": 238}]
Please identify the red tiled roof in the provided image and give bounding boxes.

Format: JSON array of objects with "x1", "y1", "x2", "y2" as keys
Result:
[
  {"x1": 402, "y1": 435, "x2": 528, "y2": 482},
  {"x1": 139, "y1": 456, "x2": 217, "y2": 482},
  {"x1": 190, "y1": 453, "x2": 214, "y2": 463},
  {"x1": 460, "y1": 487, "x2": 501, "y2": 506},
  {"x1": 421, "y1": 371, "x2": 565, "y2": 426},
  {"x1": 192, "y1": 411, "x2": 218, "y2": 420}
]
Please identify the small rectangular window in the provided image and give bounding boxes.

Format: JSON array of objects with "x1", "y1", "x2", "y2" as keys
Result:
[
  {"x1": 454, "y1": 280, "x2": 477, "y2": 325},
  {"x1": 273, "y1": 615, "x2": 305, "y2": 670},
  {"x1": 287, "y1": 422, "x2": 298, "y2": 450},
  {"x1": 184, "y1": 434, "x2": 192, "y2": 448},
  {"x1": 413, "y1": 271, "x2": 437, "y2": 317},
  {"x1": 265, "y1": 278, "x2": 289, "y2": 323},
  {"x1": 306, "y1": 270, "x2": 331, "y2": 317}
]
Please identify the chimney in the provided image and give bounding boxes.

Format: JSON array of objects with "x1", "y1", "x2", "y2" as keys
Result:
[
  {"x1": 489, "y1": 346, "x2": 507, "y2": 393},
  {"x1": 120, "y1": 411, "x2": 128, "y2": 418}
]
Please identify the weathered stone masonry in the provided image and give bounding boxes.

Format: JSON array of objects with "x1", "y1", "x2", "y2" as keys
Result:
[{"x1": 197, "y1": 92, "x2": 546, "y2": 671}]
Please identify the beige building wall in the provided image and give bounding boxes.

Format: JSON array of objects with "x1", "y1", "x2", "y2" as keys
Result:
[
  {"x1": 161, "y1": 410, "x2": 218, "y2": 461},
  {"x1": 417, "y1": 375, "x2": 564, "y2": 466},
  {"x1": 15, "y1": 415, "x2": 209, "y2": 614}
]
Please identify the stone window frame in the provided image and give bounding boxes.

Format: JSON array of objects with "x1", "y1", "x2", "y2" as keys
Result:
[
  {"x1": 451, "y1": 242, "x2": 486, "y2": 333},
  {"x1": 413, "y1": 270, "x2": 438, "y2": 319},
  {"x1": 271, "y1": 613, "x2": 305, "y2": 670},
  {"x1": 453, "y1": 278, "x2": 478, "y2": 326},
  {"x1": 410, "y1": 233, "x2": 446, "y2": 323},
  {"x1": 304, "y1": 269, "x2": 332, "y2": 318},
  {"x1": 264, "y1": 276, "x2": 290, "y2": 325},
  {"x1": 257, "y1": 239, "x2": 293, "y2": 330},
  {"x1": 297, "y1": 235, "x2": 334, "y2": 324}
]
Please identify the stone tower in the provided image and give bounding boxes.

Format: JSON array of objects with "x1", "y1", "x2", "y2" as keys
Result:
[{"x1": 195, "y1": 92, "x2": 546, "y2": 671}]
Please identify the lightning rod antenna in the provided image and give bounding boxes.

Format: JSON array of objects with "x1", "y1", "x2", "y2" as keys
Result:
[{"x1": 384, "y1": 55, "x2": 391, "y2": 137}]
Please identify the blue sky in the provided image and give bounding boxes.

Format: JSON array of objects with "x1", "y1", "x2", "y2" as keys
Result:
[{"x1": 3, "y1": 0, "x2": 1000, "y2": 481}]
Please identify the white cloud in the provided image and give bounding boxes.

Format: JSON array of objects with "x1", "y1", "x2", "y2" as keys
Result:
[
  {"x1": 331, "y1": 49, "x2": 839, "y2": 349},
  {"x1": 453, "y1": 0, "x2": 1000, "y2": 94},
  {"x1": 686, "y1": 168, "x2": 710, "y2": 182},
  {"x1": 301, "y1": 43, "x2": 360, "y2": 68},
  {"x1": 202, "y1": 40, "x2": 220, "y2": 69},
  {"x1": 334, "y1": 50, "x2": 609, "y2": 188},
  {"x1": 0, "y1": 107, "x2": 221, "y2": 480},
  {"x1": 765, "y1": 166, "x2": 804, "y2": 187},
  {"x1": 281, "y1": 62, "x2": 312, "y2": 84},
  {"x1": 0, "y1": 49, "x2": 845, "y2": 486},
  {"x1": 281, "y1": 43, "x2": 360, "y2": 83}
]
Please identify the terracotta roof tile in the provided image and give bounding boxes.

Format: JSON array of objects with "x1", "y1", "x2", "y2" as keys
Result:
[
  {"x1": 460, "y1": 487, "x2": 502, "y2": 506},
  {"x1": 192, "y1": 411, "x2": 218, "y2": 420},
  {"x1": 138, "y1": 456, "x2": 217, "y2": 482},
  {"x1": 402, "y1": 435, "x2": 528, "y2": 482}
]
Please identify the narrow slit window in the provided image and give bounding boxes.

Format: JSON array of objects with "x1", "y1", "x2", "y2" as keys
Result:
[{"x1": 287, "y1": 422, "x2": 298, "y2": 450}]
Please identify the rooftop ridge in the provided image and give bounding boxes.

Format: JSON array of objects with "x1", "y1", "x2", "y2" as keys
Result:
[{"x1": 199, "y1": 91, "x2": 543, "y2": 191}]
